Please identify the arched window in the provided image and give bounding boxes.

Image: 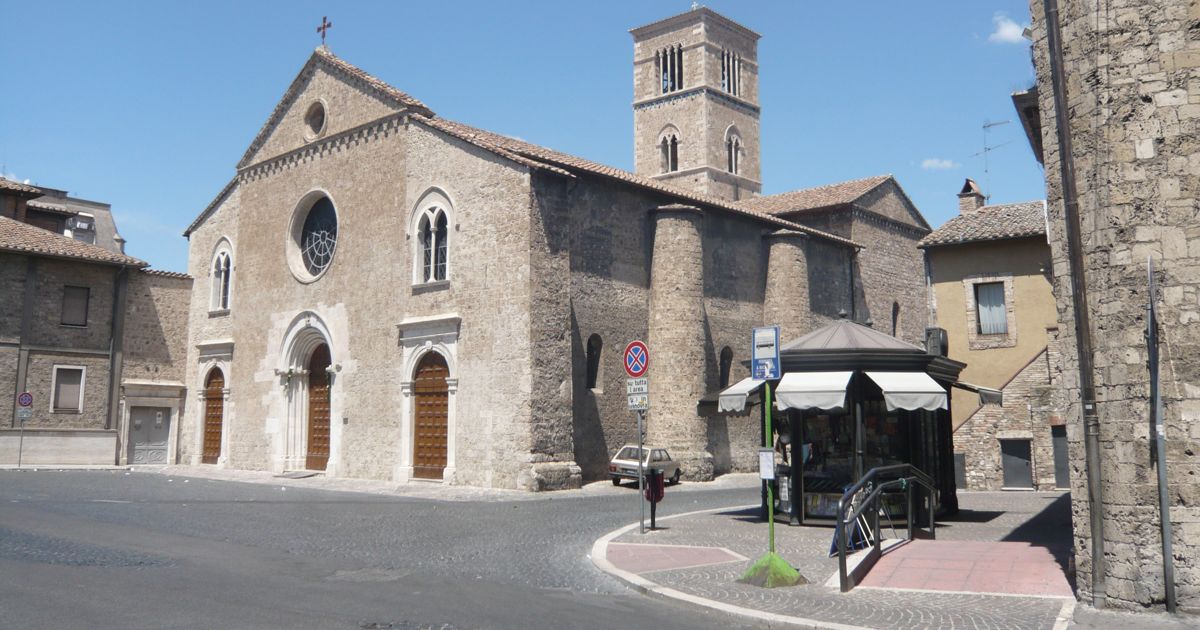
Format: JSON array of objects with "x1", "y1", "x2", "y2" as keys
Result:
[
  {"x1": 300, "y1": 197, "x2": 337, "y2": 277},
  {"x1": 418, "y1": 208, "x2": 449, "y2": 283},
  {"x1": 726, "y1": 135, "x2": 741, "y2": 174},
  {"x1": 660, "y1": 134, "x2": 679, "y2": 173},
  {"x1": 719, "y1": 346, "x2": 733, "y2": 388},
  {"x1": 586, "y1": 334, "x2": 603, "y2": 390},
  {"x1": 210, "y1": 249, "x2": 232, "y2": 311},
  {"x1": 657, "y1": 44, "x2": 684, "y2": 94}
]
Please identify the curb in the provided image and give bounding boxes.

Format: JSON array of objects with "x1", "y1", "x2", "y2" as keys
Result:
[{"x1": 590, "y1": 504, "x2": 869, "y2": 630}]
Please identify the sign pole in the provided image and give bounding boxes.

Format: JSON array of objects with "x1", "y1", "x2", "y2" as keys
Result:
[
  {"x1": 638, "y1": 409, "x2": 646, "y2": 534},
  {"x1": 765, "y1": 381, "x2": 774, "y2": 553},
  {"x1": 16, "y1": 416, "x2": 25, "y2": 469}
]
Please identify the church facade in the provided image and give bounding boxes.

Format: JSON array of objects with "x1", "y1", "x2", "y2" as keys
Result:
[{"x1": 180, "y1": 7, "x2": 931, "y2": 490}]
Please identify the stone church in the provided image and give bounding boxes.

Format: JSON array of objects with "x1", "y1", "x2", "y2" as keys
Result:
[{"x1": 181, "y1": 7, "x2": 932, "y2": 490}]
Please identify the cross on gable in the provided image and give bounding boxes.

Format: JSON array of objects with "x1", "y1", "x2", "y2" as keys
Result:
[{"x1": 317, "y1": 16, "x2": 333, "y2": 46}]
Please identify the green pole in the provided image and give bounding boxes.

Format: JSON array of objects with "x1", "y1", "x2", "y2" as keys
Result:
[{"x1": 766, "y1": 381, "x2": 774, "y2": 553}]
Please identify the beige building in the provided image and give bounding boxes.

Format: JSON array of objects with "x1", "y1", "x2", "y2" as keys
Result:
[
  {"x1": 181, "y1": 7, "x2": 932, "y2": 490},
  {"x1": 0, "y1": 177, "x2": 190, "y2": 466},
  {"x1": 921, "y1": 179, "x2": 1063, "y2": 491}
]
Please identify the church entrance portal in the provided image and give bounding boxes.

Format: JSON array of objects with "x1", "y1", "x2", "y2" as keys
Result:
[
  {"x1": 202, "y1": 368, "x2": 225, "y2": 464},
  {"x1": 413, "y1": 352, "x2": 449, "y2": 479},
  {"x1": 306, "y1": 344, "x2": 332, "y2": 471}
]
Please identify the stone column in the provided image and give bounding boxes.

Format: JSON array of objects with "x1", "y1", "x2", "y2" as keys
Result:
[
  {"x1": 647, "y1": 204, "x2": 712, "y2": 480},
  {"x1": 763, "y1": 230, "x2": 810, "y2": 342}
]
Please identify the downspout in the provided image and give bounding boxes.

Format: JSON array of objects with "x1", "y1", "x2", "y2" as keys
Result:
[
  {"x1": 106, "y1": 265, "x2": 130, "y2": 440},
  {"x1": 1042, "y1": 0, "x2": 1105, "y2": 607}
]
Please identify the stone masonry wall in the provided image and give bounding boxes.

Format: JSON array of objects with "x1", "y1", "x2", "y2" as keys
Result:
[
  {"x1": 1029, "y1": 0, "x2": 1200, "y2": 612},
  {"x1": 123, "y1": 271, "x2": 192, "y2": 384},
  {"x1": 956, "y1": 348, "x2": 1062, "y2": 490}
]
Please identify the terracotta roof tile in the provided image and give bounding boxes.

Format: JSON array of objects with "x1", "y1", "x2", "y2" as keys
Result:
[
  {"x1": 0, "y1": 215, "x2": 146, "y2": 266},
  {"x1": 140, "y1": 268, "x2": 191, "y2": 280},
  {"x1": 919, "y1": 200, "x2": 1046, "y2": 248},
  {"x1": 420, "y1": 116, "x2": 859, "y2": 248},
  {"x1": 27, "y1": 200, "x2": 76, "y2": 216},
  {"x1": 0, "y1": 177, "x2": 43, "y2": 197},
  {"x1": 733, "y1": 175, "x2": 892, "y2": 215}
]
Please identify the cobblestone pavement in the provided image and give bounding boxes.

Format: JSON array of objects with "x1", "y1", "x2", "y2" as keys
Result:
[
  {"x1": 603, "y1": 492, "x2": 1082, "y2": 629},
  {"x1": 0, "y1": 468, "x2": 766, "y2": 629}
]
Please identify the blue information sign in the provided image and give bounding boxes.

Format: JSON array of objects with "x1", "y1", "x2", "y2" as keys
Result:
[{"x1": 752, "y1": 326, "x2": 781, "y2": 380}]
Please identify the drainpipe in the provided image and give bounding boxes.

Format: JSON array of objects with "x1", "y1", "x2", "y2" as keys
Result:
[
  {"x1": 1043, "y1": 0, "x2": 1105, "y2": 608},
  {"x1": 106, "y1": 266, "x2": 130, "y2": 436}
]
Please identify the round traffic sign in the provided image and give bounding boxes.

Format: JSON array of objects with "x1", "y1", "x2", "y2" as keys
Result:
[
  {"x1": 17, "y1": 392, "x2": 33, "y2": 408},
  {"x1": 623, "y1": 341, "x2": 649, "y2": 378}
]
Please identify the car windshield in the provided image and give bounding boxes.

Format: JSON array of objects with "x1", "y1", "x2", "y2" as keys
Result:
[{"x1": 616, "y1": 447, "x2": 646, "y2": 461}]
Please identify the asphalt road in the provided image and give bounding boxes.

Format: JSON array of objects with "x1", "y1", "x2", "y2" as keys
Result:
[{"x1": 0, "y1": 470, "x2": 766, "y2": 630}]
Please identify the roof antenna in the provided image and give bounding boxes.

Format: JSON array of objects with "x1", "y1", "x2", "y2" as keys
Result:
[{"x1": 971, "y1": 120, "x2": 1012, "y2": 203}]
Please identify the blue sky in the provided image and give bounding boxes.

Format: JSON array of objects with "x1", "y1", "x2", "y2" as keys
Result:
[{"x1": 1, "y1": 1, "x2": 1041, "y2": 272}]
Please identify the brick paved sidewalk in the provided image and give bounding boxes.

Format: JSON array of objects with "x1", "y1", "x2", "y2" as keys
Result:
[{"x1": 593, "y1": 492, "x2": 1085, "y2": 629}]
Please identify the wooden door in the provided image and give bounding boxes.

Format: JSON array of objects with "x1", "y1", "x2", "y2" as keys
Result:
[
  {"x1": 413, "y1": 353, "x2": 449, "y2": 479},
  {"x1": 202, "y1": 368, "x2": 224, "y2": 464},
  {"x1": 306, "y1": 344, "x2": 331, "y2": 471}
]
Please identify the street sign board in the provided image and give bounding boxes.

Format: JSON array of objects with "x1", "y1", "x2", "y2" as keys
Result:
[
  {"x1": 627, "y1": 377, "x2": 649, "y2": 410},
  {"x1": 752, "y1": 326, "x2": 781, "y2": 380},
  {"x1": 623, "y1": 341, "x2": 649, "y2": 378},
  {"x1": 16, "y1": 408, "x2": 32, "y2": 421},
  {"x1": 17, "y1": 392, "x2": 32, "y2": 408},
  {"x1": 758, "y1": 448, "x2": 776, "y2": 480}
]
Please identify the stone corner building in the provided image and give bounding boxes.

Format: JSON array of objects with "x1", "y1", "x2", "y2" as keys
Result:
[
  {"x1": 1023, "y1": 0, "x2": 1200, "y2": 614},
  {"x1": 0, "y1": 178, "x2": 191, "y2": 466},
  {"x1": 182, "y1": 7, "x2": 931, "y2": 491}
]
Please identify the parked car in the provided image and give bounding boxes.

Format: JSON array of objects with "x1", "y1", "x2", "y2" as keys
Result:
[{"x1": 608, "y1": 445, "x2": 682, "y2": 486}]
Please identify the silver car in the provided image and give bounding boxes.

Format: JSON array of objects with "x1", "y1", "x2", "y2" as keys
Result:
[{"x1": 608, "y1": 445, "x2": 682, "y2": 486}]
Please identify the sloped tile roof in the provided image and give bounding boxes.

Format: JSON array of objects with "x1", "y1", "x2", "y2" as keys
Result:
[
  {"x1": 0, "y1": 215, "x2": 146, "y2": 266},
  {"x1": 140, "y1": 268, "x2": 191, "y2": 280},
  {"x1": 733, "y1": 175, "x2": 892, "y2": 215},
  {"x1": 919, "y1": 200, "x2": 1046, "y2": 248},
  {"x1": 420, "y1": 116, "x2": 860, "y2": 248},
  {"x1": 0, "y1": 177, "x2": 43, "y2": 197},
  {"x1": 27, "y1": 200, "x2": 76, "y2": 216}
]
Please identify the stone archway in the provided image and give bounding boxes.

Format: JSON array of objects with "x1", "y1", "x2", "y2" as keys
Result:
[
  {"x1": 278, "y1": 312, "x2": 337, "y2": 473},
  {"x1": 412, "y1": 352, "x2": 449, "y2": 479}
]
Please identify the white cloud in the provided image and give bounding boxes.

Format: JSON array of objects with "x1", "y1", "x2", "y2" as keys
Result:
[
  {"x1": 988, "y1": 13, "x2": 1027, "y2": 44},
  {"x1": 921, "y1": 158, "x2": 961, "y2": 170}
]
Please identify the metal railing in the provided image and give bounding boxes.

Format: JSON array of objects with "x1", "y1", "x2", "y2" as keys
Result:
[{"x1": 836, "y1": 464, "x2": 937, "y2": 592}]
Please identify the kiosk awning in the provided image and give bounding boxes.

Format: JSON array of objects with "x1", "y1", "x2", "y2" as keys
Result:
[
  {"x1": 717, "y1": 377, "x2": 764, "y2": 412},
  {"x1": 952, "y1": 381, "x2": 1004, "y2": 406},
  {"x1": 865, "y1": 371, "x2": 948, "y2": 412},
  {"x1": 775, "y1": 371, "x2": 854, "y2": 411}
]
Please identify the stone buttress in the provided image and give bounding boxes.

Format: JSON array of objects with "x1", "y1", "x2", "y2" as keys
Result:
[
  {"x1": 647, "y1": 204, "x2": 712, "y2": 480},
  {"x1": 763, "y1": 230, "x2": 810, "y2": 341}
]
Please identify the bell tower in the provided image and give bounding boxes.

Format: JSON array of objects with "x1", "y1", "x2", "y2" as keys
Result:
[{"x1": 630, "y1": 7, "x2": 761, "y2": 201}]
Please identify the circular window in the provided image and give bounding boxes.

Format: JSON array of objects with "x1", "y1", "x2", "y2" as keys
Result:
[
  {"x1": 304, "y1": 101, "x2": 326, "y2": 139},
  {"x1": 287, "y1": 194, "x2": 338, "y2": 282}
]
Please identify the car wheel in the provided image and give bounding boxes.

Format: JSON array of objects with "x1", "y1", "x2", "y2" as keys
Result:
[
  {"x1": 670, "y1": 469, "x2": 681, "y2": 485},
  {"x1": 611, "y1": 476, "x2": 621, "y2": 486}
]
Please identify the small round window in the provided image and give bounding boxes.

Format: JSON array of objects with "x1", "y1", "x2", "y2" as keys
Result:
[
  {"x1": 304, "y1": 101, "x2": 326, "y2": 139},
  {"x1": 300, "y1": 197, "x2": 337, "y2": 276}
]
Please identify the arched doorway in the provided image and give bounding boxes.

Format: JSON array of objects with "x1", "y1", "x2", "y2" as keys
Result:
[
  {"x1": 202, "y1": 368, "x2": 225, "y2": 464},
  {"x1": 413, "y1": 352, "x2": 449, "y2": 479},
  {"x1": 306, "y1": 344, "x2": 332, "y2": 471}
]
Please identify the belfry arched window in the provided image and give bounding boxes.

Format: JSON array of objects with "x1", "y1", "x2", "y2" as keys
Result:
[
  {"x1": 210, "y1": 246, "x2": 232, "y2": 311},
  {"x1": 660, "y1": 134, "x2": 679, "y2": 173},
  {"x1": 726, "y1": 135, "x2": 741, "y2": 174}
]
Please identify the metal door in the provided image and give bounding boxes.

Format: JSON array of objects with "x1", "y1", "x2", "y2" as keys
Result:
[
  {"x1": 1051, "y1": 426, "x2": 1069, "y2": 489},
  {"x1": 1000, "y1": 439, "x2": 1033, "y2": 489},
  {"x1": 129, "y1": 407, "x2": 171, "y2": 464}
]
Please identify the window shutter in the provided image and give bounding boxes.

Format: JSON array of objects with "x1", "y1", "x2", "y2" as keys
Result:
[
  {"x1": 54, "y1": 368, "x2": 83, "y2": 411},
  {"x1": 61, "y1": 286, "x2": 89, "y2": 326}
]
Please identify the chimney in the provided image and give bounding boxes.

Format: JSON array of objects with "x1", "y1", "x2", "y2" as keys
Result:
[{"x1": 958, "y1": 178, "x2": 985, "y2": 214}]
